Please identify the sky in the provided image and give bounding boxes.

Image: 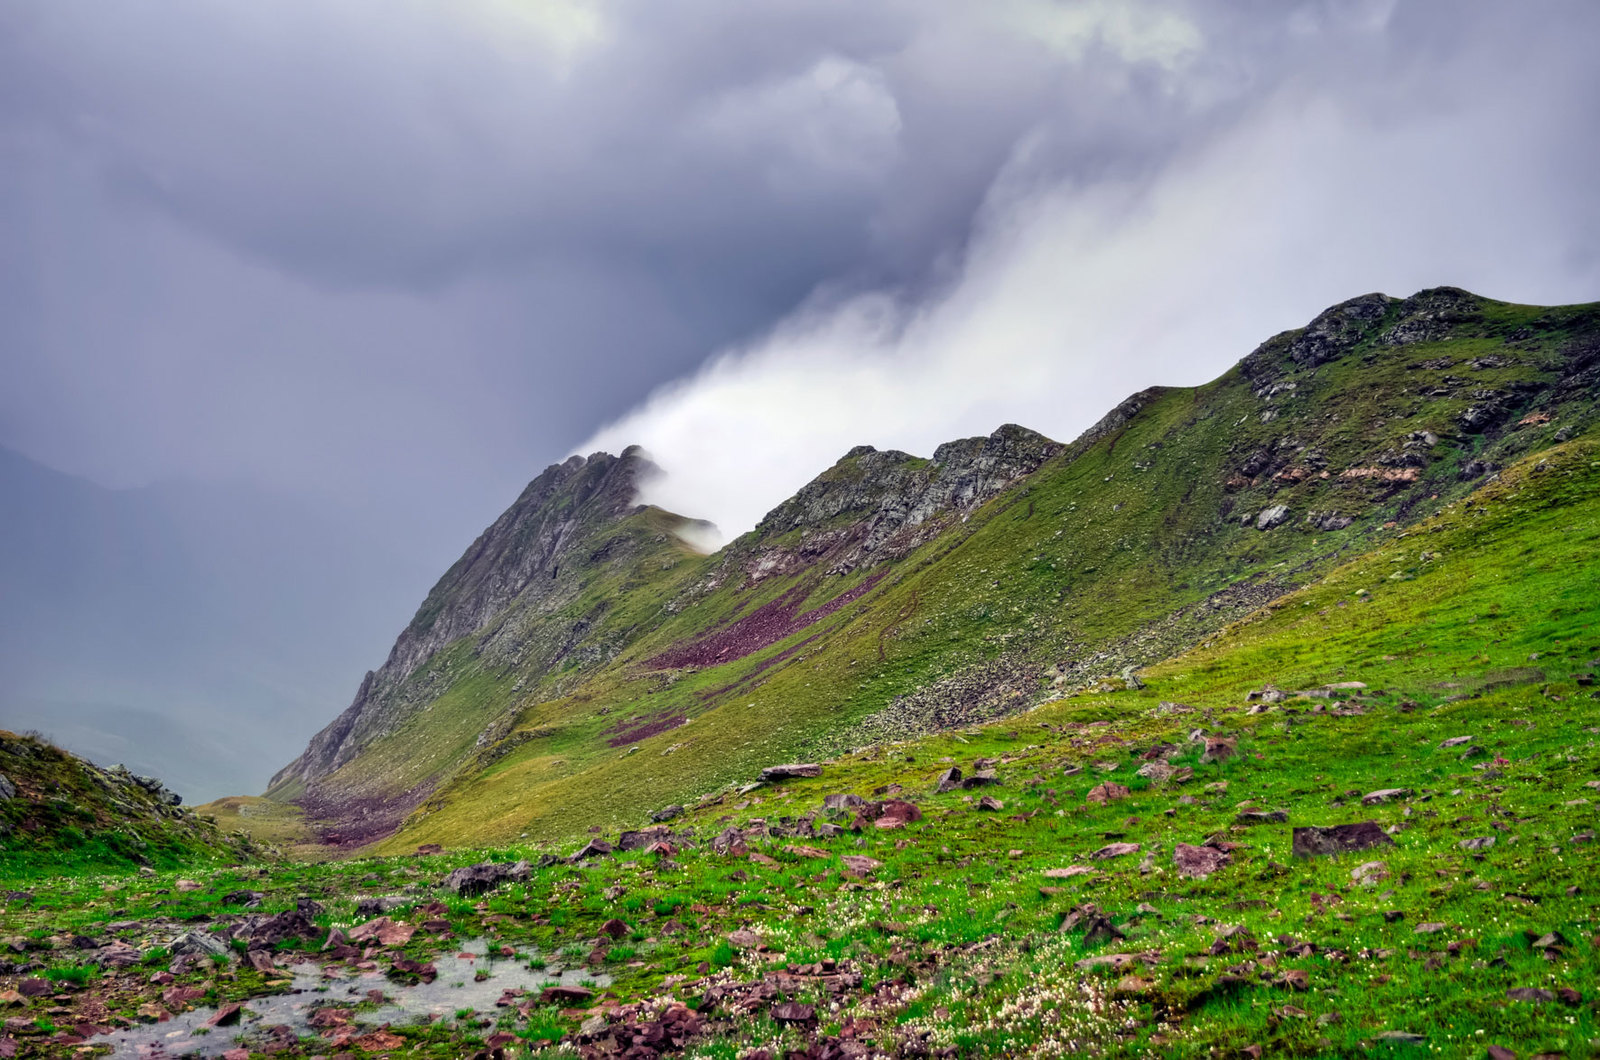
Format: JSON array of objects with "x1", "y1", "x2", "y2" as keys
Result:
[{"x1": 2, "y1": 0, "x2": 1598, "y2": 795}]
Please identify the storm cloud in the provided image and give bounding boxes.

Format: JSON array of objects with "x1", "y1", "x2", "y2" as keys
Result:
[{"x1": 1, "y1": 0, "x2": 1597, "y2": 795}]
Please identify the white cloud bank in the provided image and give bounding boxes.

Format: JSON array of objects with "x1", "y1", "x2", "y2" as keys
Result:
[{"x1": 585, "y1": 22, "x2": 1600, "y2": 539}]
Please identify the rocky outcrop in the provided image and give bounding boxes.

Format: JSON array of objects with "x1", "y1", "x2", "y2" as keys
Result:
[
  {"x1": 741, "y1": 424, "x2": 1061, "y2": 576},
  {"x1": 270, "y1": 447, "x2": 683, "y2": 798}
]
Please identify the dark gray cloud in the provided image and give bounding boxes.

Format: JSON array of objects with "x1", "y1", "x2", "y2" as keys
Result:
[{"x1": 1, "y1": 0, "x2": 1596, "y2": 795}]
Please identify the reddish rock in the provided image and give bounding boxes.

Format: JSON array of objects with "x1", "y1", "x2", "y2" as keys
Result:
[
  {"x1": 1173, "y1": 843, "x2": 1228, "y2": 879},
  {"x1": 1090, "y1": 842, "x2": 1141, "y2": 860},
  {"x1": 1086, "y1": 783, "x2": 1130, "y2": 805},
  {"x1": 1291, "y1": 821, "x2": 1395, "y2": 858}
]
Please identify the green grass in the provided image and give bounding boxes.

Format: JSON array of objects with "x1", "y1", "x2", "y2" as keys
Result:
[{"x1": 324, "y1": 290, "x2": 1600, "y2": 855}]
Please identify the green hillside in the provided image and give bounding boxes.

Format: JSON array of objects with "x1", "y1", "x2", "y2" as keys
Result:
[
  {"x1": 261, "y1": 287, "x2": 1600, "y2": 856},
  {"x1": 0, "y1": 409, "x2": 1593, "y2": 1059},
  {"x1": 0, "y1": 730, "x2": 268, "y2": 877}
]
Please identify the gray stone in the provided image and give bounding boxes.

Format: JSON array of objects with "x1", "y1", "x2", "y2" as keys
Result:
[
  {"x1": 0, "y1": 775, "x2": 14, "y2": 800},
  {"x1": 169, "y1": 931, "x2": 229, "y2": 960},
  {"x1": 442, "y1": 860, "x2": 531, "y2": 896},
  {"x1": 649, "y1": 805, "x2": 684, "y2": 823},
  {"x1": 1256, "y1": 505, "x2": 1290, "y2": 530},
  {"x1": 1235, "y1": 809, "x2": 1287, "y2": 825},
  {"x1": 1173, "y1": 844, "x2": 1227, "y2": 879},
  {"x1": 759, "y1": 763, "x2": 821, "y2": 782},
  {"x1": 1361, "y1": 788, "x2": 1412, "y2": 806},
  {"x1": 1291, "y1": 821, "x2": 1395, "y2": 858}
]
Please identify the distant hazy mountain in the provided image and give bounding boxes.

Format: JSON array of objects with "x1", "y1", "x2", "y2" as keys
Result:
[{"x1": 0, "y1": 446, "x2": 436, "y2": 801}]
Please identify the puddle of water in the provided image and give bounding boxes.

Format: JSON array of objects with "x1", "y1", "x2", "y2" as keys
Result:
[{"x1": 94, "y1": 938, "x2": 611, "y2": 1058}]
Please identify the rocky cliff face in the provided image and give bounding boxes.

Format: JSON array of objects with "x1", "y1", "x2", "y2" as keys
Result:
[
  {"x1": 733, "y1": 424, "x2": 1062, "y2": 580},
  {"x1": 268, "y1": 446, "x2": 686, "y2": 800}
]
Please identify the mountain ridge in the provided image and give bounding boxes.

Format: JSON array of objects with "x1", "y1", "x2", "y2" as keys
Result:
[{"x1": 259, "y1": 285, "x2": 1600, "y2": 852}]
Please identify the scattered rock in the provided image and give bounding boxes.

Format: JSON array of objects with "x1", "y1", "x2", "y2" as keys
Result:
[
  {"x1": 1506, "y1": 988, "x2": 1555, "y2": 1004},
  {"x1": 570, "y1": 839, "x2": 615, "y2": 863},
  {"x1": 1090, "y1": 842, "x2": 1141, "y2": 860},
  {"x1": 759, "y1": 763, "x2": 821, "y2": 782},
  {"x1": 169, "y1": 932, "x2": 229, "y2": 960},
  {"x1": 823, "y1": 793, "x2": 866, "y2": 811},
  {"x1": 1291, "y1": 822, "x2": 1395, "y2": 858},
  {"x1": 1043, "y1": 866, "x2": 1095, "y2": 879},
  {"x1": 650, "y1": 805, "x2": 684, "y2": 823},
  {"x1": 1085, "y1": 783, "x2": 1130, "y2": 805},
  {"x1": 977, "y1": 795, "x2": 1004, "y2": 812},
  {"x1": 1235, "y1": 810, "x2": 1288, "y2": 825},
  {"x1": 726, "y1": 928, "x2": 763, "y2": 950},
  {"x1": 1173, "y1": 843, "x2": 1228, "y2": 879},
  {"x1": 1459, "y1": 836, "x2": 1496, "y2": 852},
  {"x1": 1438, "y1": 736, "x2": 1475, "y2": 749},
  {"x1": 1361, "y1": 788, "x2": 1412, "y2": 806},
  {"x1": 354, "y1": 895, "x2": 408, "y2": 917},
  {"x1": 348, "y1": 917, "x2": 416, "y2": 948},
  {"x1": 1350, "y1": 861, "x2": 1389, "y2": 886},
  {"x1": 1200, "y1": 738, "x2": 1237, "y2": 764},
  {"x1": 1256, "y1": 505, "x2": 1290, "y2": 530},
  {"x1": 441, "y1": 860, "x2": 531, "y2": 897}
]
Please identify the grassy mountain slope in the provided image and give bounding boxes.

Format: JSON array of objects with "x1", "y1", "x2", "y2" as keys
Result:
[
  {"x1": 0, "y1": 730, "x2": 267, "y2": 877},
  {"x1": 2, "y1": 432, "x2": 1593, "y2": 1059},
  {"x1": 262, "y1": 287, "x2": 1599, "y2": 855}
]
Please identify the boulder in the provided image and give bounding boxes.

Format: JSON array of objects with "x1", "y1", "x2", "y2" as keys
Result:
[
  {"x1": 1089, "y1": 842, "x2": 1141, "y2": 860},
  {"x1": 169, "y1": 932, "x2": 229, "y2": 960},
  {"x1": 1256, "y1": 505, "x2": 1290, "y2": 530},
  {"x1": 1291, "y1": 822, "x2": 1395, "y2": 858},
  {"x1": 962, "y1": 770, "x2": 1001, "y2": 789},
  {"x1": 1085, "y1": 783, "x2": 1130, "y2": 804},
  {"x1": 823, "y1": 793, "x2": 866, "y2": 812},
  {"x1": 0, "y1": 775, "x2": 14, "y2": 801},
  {"x1": 877, "y1": 799, "x2": 922, "y2": 825},
  {"x1": 234, "y1": 909, "x2": 320, "y2": 949},
  {"x1": 617, "y1": 826, "x2": 670, "y2": 851},
  {"x1": 759, "y1": 764, "x2": 821, "y2": 782},
  {"x1": 353, "y1": 896, "x2": 408, "y2": 917},
  {"x1": 1235, "y1": 810, "x2": 1288, "y2": 825},
  {"x1": 933, "y1": 767, "x2": 963, "y2": 793},
  {"x1": 570, "y1": 839, "x2": 614, "y2": 862},
  {"x1": 650, "y1": 805, "x2": 684, "y2": 823},
  {"x1": 1360, "y1": 788, "x2": 1412, "y2": 806},
  {"x1": 441, "y1": 860, "x2": 531, "y2": 897},
  {"x1": 1173, "y1": 844, "x2": 1228, "y2": 879}
]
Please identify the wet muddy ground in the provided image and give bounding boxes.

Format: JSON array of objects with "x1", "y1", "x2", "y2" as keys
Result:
[{"x1": 93, "y1": 939, "x2": 608, "y2": 1058}]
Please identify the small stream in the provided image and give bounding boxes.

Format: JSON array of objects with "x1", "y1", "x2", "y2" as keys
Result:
[{"x1": 94, "y1": 938, "x2": 611, "y2": 1058}]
